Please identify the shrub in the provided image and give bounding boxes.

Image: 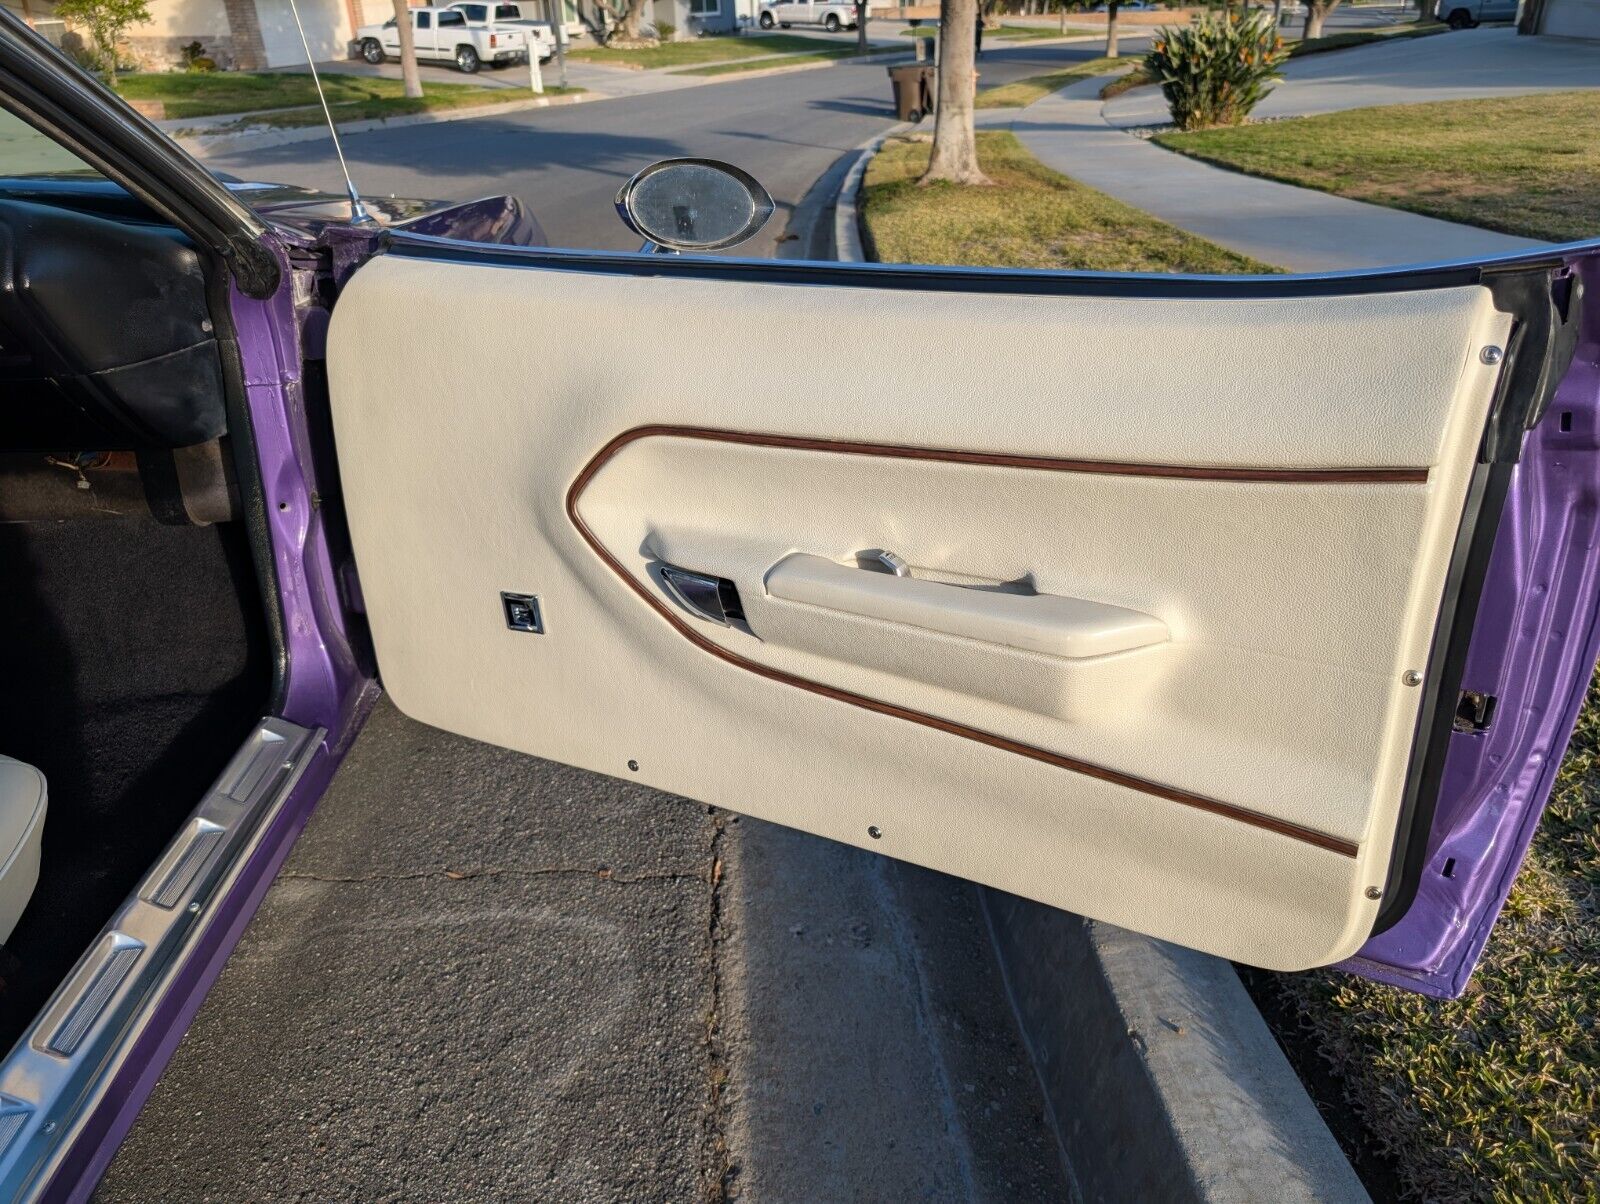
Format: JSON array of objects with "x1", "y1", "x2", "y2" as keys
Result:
[
  {"x1": 179, "y1": 40, "x2": 217, "y2": 72},
  {"x1": 1144, "y1": 10, "x2": 1286, "y2": 131},
  {"x1": 54, "y1": 0, "x2": 153, "y2": 84}
]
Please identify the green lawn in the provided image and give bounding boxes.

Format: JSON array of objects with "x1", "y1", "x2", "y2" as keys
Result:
[
  {"x1": 1154, "y1": 90, "x2": 1600, "y2": 244},
  {"x1": 974, "y1": 56, "x2": 1129, "y2": 109},
  {"x1": 1256, "y1": 683, "x2": 1600, "y2": 1200},
  {"x1": 117, "y1": 72, "x2": 553, "y2": 123},
  {"x1": 677, "y1": 46, "x2": 865, "y2": 76},
  {"x1": 568, "y1": 32, "x2": 834, "y2": 70},
  {"x1": 860, "y1": 129, "x2": 1272, "y2": 273}
]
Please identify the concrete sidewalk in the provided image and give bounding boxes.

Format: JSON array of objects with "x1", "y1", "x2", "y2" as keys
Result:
[
  {"x1": 1105, "y1": 26, "x2": 1600, "y2": 128},
  {"x1": 1008, "y1": 74, "x2": 1542, "y2": 272}
]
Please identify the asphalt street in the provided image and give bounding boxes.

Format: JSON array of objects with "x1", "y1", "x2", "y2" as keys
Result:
[
  {"x1": 202, "y1": 36, "x2": 1142, "y2": 255},
  {"x1": 98, "y1": 700, "x2": 1073, "y2": 1201}
]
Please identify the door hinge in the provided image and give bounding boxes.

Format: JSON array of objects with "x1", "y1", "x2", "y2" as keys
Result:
[{"x1": 1481, "y1": 267, "x2": 1586, "y2": 463}]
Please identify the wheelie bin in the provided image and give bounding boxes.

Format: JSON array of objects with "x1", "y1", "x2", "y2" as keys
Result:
[{"x1": 887, "y1": 64, "x2": 936, "y2": 123}]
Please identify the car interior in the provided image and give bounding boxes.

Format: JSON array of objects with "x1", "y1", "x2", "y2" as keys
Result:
[{"x1": 0, "y1": 110, "x2": 271, "y2": 1052}]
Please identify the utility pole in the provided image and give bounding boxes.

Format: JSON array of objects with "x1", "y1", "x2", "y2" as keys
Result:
[{"x1": 551, "y1": 0, "x2": 568, "y2": 88}]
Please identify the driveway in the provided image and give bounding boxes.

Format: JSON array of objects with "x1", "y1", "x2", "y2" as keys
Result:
[{"x1": 1104, "y1": 25, "x2": 1600, "y2": 127}]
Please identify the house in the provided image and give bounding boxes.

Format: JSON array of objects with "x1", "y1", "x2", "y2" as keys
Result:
[
  {"x1": 650, "y1": 0, "x2": 741, "y2": 36},
  {"x1": 1, "y1": 0, "x2": 767, "y2": 72},
  {"x1": 2, "y1": 0, "x2": 584, "y2": 70},
  {"x1": 1521, "y1": 0, "x2": 1600, "y2": 36}
]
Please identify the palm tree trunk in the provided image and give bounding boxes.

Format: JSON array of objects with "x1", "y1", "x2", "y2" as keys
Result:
[
  {"x1": 391, "y1": 0, "x2": 424, "y2": 99},
  {"x1": 919, "y1": 0, "x2": 992, "y2": 186}
]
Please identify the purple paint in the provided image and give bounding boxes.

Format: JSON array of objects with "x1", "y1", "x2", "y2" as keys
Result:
[
  {"x1": 43, "y1": 234, "x2": 380, "y2": 1202},
  {"x1": 1346, "y1": 252, "x2": 1600, "y2": 997}
]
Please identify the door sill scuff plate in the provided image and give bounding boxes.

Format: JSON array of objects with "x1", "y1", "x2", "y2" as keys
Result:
[{"x1": 0, "y1": 716, "x2": 322, "y2": 1200}]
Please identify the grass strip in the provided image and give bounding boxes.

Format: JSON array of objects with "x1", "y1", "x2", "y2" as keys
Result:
[
  {"x1": 973, "y1": 55, "x2": 1127, "y2": 109},
  {"x1": 1253, "y1": 682, "x2": 1600, "y2": 1201},
  {"x1": 1286, "y1": 18, "x2": 1450, "y2": 56},
  {"x1": 860, "y1": 129, "x2": 1273, "y2": 273},
  {"x1": 677, "y1": 46, "x2": 866, "y2": 75},
  {"x1": 119, "y1": 71, "x2": 525, "y2": 119},
  {"x1": 189, "y1": 84, "x2": 577, "y2": 133},
  {"x1": 1153, "y1": 89, "x2": 1600, "y2": 244},
  {"x1": 567, "y1": 32, "x2": 834, "y2": 69},
  {"x1": 903, "y1": 22, "x2": 1083, "y2": 40}
]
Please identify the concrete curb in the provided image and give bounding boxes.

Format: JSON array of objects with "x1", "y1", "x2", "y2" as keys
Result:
[
  {"x1": 832, "y1": 132, "x2": 1370, "y2": 1204},
  {"x1": 676, "y1": 46, "x2": 914, "y2": 84},
  {"x1": 981, "y1": 894, "x2": 1371, "y2": 1204},
  {"x1": 831, "y1": 121, "x2": 910, "y2": 264},
  {"x1": 172, "y1": 90, "x2": 595, "y2": 157}
]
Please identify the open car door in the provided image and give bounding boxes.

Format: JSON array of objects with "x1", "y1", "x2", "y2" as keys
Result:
[{"x1": 324, "y1": 242, "x2": 1595, "y2": 986}]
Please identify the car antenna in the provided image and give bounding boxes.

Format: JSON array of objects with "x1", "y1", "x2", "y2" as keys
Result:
[{"x1": 284, "y1": 0, "x2": 371, "y2": 223}]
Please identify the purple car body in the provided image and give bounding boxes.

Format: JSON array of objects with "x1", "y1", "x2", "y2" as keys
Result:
[{"x1": 1, "y1": 12, "x2": 1597, "y2": 1201}]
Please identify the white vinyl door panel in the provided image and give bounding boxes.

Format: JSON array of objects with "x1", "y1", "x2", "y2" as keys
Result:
[{"x1": 325, "y1": 254, "x2": 1510, "y2": 971}]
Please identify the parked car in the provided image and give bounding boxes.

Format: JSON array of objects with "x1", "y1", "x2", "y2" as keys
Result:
[
  {"x1": 758, "y1": 0, "x2": 863, "y2": 32},
  {"x1": 448, "y1": 1, "x2": 558, "y2": 62},
  {"x1": 356, "y1": 4, "x2": 528, "y2": 73},
  {"x1": 0, "y1": 7, "x2": 1595, "y2": 1199},
  {"x1": 1440, "y1": 0, "x2": 1520, "y2": 27}
]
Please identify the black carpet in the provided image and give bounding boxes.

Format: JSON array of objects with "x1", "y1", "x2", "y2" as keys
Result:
[{"x1": 0, "y1": 515, "x2": 269, "y2": 1051}]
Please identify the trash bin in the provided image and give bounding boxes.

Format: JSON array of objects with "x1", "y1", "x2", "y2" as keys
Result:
[{"x1": 887, "y1": 64, "x2": 935, "y2": 123}]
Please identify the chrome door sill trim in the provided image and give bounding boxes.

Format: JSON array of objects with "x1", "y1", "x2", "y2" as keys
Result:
[{"x1": 0, "y1": 717, "x2": 321, "y2": 1200}]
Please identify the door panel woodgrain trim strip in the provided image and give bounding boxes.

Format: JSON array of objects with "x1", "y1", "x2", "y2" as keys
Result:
[
  {"x1": 567, "y1": 425, "x2": 1398, "y2": 859},
  {"x1": 573, "y1": 426, "x2": 1430, "y2": 485}
]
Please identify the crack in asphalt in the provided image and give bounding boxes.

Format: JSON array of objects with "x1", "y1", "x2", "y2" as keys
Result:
[
  {"x1": 700, "y1": 808, "x2": 735, "y2": 1202},
  {"x1": 278, "y1": 865, "x2": 710, "y2": 885}
]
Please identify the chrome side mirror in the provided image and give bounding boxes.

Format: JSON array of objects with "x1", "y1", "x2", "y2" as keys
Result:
[{"x1": 615, "y1": 158, "x2": 774, "y2": 254}]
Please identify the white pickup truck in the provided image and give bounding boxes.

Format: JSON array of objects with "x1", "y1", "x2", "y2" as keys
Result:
[
  {"x1": 448, "y1": 2, "x2": 558, "y2": 63},
  {"x1": 355, "y1": 5, "x2": 528, "y2": 74},
  {"x1": 757, "y1": 0, "x2": 864, "y2": 32}
]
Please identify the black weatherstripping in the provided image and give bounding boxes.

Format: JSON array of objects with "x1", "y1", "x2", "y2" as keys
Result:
[
  {"x1": 381, "y1": 229, "x2": 1590, "y2": 300},
  {"x1": 1372, "y1": 265, "x2": 1585, "y2": 934}
]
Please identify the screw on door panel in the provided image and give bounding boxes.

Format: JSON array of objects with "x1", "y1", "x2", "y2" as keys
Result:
[
  {"x1": 1480, "y1": 346, "x2": 1504, "y2": 365},
  {"x1": 867, "y1": 825, "x2": 883, "y2": 840},
  {"x1": 1403, "y1": 670, "x2": 1423, "y2": 686}
]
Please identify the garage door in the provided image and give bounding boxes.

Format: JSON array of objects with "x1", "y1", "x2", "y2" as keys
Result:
[
  {"x1": 255, "y1": 0, "x2": 354, "y2": 67},
  {"x1": 1543, "y1": 0, "x2": 1600, "y2": 37}
]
